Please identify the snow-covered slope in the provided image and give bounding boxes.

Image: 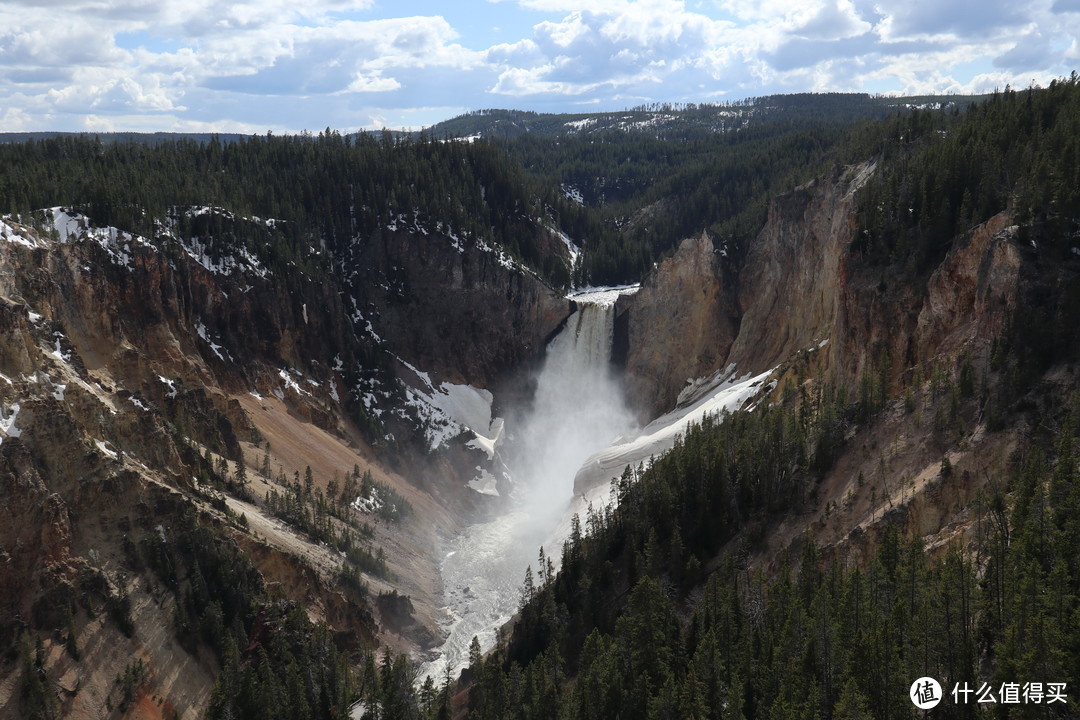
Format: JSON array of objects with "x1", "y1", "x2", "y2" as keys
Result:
[{"x1": 573, "y1": 367, "x2": 776, "y2": 495}]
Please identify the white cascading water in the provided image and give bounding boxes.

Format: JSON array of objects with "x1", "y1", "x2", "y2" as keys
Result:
[{"x1": 420, "y1": 293, "x2": 635, "y2": 684}]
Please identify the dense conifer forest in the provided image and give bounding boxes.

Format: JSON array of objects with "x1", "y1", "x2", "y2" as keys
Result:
[{"x1": 0, "y1": 92, "x2": 990, "y2": 287}]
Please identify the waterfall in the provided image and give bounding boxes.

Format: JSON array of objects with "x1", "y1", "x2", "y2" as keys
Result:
[
  {"x1": 512, "y1": 301, "x2": 633, "y2": 533},
  {"x1": 420, "y1": 292, "x2": 636, "y2": 684}
]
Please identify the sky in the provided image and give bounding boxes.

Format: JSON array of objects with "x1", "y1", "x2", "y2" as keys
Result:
[{"x1": 1, "y1": 0, "x2": 1077, "y2": 134}]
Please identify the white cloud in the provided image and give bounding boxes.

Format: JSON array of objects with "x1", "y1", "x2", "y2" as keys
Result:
[
  {"x1": 486, "y1": 38, "x2": 545, "y2": 66},
  {"x1": 875, "y1": 0, "x2": 1027, "y2": 41},
  {"x1": 487, "y1": 1, "x2": 741, "y2": 99},
  {"x1": 0, "y1": 105, "x2": 35, "y2": 131},
  {"x1": 0, "y1": 0, "x2": 1076, "y2": 132},
  {"x1": 790, "y1": 0, "x2": 872, "y2": 40},
  {"x1": 344, "y1": 73, "x2": 403, "y2": 93}
]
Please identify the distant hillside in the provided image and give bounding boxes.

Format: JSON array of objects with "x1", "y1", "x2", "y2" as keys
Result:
[{"x1": 427, "y1": 93, "x2": 989, "y2": 141}]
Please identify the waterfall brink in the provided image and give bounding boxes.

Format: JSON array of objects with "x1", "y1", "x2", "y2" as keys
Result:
[{"x1": 421, "y1": 290, "x2": 637, "y2": 684}]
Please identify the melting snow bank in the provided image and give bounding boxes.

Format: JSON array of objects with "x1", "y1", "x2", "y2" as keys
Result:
[
  {"x1": 395, "y1": 356, "x2": 503, "y2": 456},
  {"x1": 0, "y1": 403, "x2": 22, "y2": 445},
  {"x1": 573, "y1": 366, "x2": 777, "y2": 495}
]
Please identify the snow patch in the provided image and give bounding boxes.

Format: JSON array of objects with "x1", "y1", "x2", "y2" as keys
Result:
[
  {"x1": 466, "y1": 418, "x2": 504, "y2": 460},
  {"x1": 0, "y1": 402, "x2": 22, "y2": 444},
  {"x1": 574, "y1": 367, "x2": 776, "y2": 493},
  {"x1": 561, "y1": 184, "x2": 585, "y2": 205},
  {"x1": 0, "y1": 217, "x2": 42, "y2": 248},
  {"x1": 47, "y1": 208, "x2": 150, "y2": 269},
  {"x1": 550, "y1": 226, "x2": 581, "y2": 269},
  {"x1": 278, "y1": 368, "x2": 308, "y2": 397},
  {"x1": 467, "y1": 468, "x2": 500, "y2": 496},
  {"x1": 157, "y1": 375, "x2": 178, "y2": 399},
  {"x1": 568, "y1": 284, "x2": 640, "y2": 307},
  {"x1": 194, "y1": 320, "x2": 229, "y2": 361},
  {"x1": 564, "y1": 118, "x2": 595, "y2": 131},
  {"x1": 396, "y1": 356, "x2": 502, "y2": 453},
  {"x1": 94, "y1": 439, "x2": 118, "y2": 460},
  {"x1": 50, "y1": 332, "x2": 71, "y2": 362},
  {"x1": 352, "y1": 488, "x2": 383, "y2": 514}
]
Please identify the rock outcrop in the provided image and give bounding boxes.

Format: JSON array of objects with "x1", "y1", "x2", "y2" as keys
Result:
[
  {"x1": 621, "y1": 232, "x2": 739, "y2": 418},
  {"x1": 621, "y1": 163, "x2": 873, "y2": 414},
  {"x1": 620, "y1": 160, "x2": 1026, "y2": 418},
  {"x1": 726, "y1": 163, "x2": 871, "y2": 372},
  {"x1": 829, "y1": 211, "x2": 1022, "y2": 393},
  {"x1": 354, "y1": 229, "x2": 570, "y2": 388}
]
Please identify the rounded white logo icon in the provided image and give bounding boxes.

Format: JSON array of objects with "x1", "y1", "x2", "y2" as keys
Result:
[{"x1": 910, "y1": 677, "x2": 943, "y2": 709}]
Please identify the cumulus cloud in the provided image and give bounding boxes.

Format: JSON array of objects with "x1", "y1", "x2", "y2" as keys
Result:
[
  {"x1": 199, "y1": 18, "x2": 478, "y2": 96},
  {"x1": 791, "y1": 0, "x2": 872, "y2": 40},
  {"x1": 0, "y1": 0, "x2": 1076, "y2": 132},
  {"x1": 487, "y1": 1, "x2": 739, "y2": 100},
  {"x1": 0, "y1": 4, "x2": 486, "y2": 131},
  {"x1": 766, "y1": 33, "x2": 880, "y2": 73},
  {"x1": 994, "y1": 31, "x2": 1061, "y2": 72},
  {"x1": 875, "y1": 0, "x2": 1027, "y2": 40}
]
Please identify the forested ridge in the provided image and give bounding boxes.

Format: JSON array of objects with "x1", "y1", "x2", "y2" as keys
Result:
[
  {"x1": 0, "y1": 92, "x2": 990, "y2": 287},
  {"x1": 856, "y1": 77, "x2": 1080, "y2": 274},
  {"x1": 0, "y1": 131, "x2": 580, "y2": 287}
]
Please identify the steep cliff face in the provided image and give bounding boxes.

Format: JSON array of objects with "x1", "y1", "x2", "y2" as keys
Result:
[
  {"x1": 614, "y1": 160, "x2": 1043, "y2": 582},
  {"x1": 352, "y1": 229, "x2": 570, "y2": 388},
  {"x1": 622, "y1": 163, "x2": 873, "y2": 414},
  {"x1": 726, "y1": 163, "x2": 872, "y2": 373},
  {"x1": 751, "y1": 211, "x2": 1033, "y2": 576},
  {"x1": 621, "y1": 232, "x2": 739, "y2": 418},
  {"x1": 621, "y1": 162, "x2": 1025, "y2": 416},
  {"x1": 829, "y1": 211, "x2": 1021, "y2": 393}
]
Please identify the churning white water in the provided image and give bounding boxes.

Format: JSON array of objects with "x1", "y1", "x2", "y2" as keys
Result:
[{"x1": 421, "y1": 291, "x2": 636, "y2": 684}]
